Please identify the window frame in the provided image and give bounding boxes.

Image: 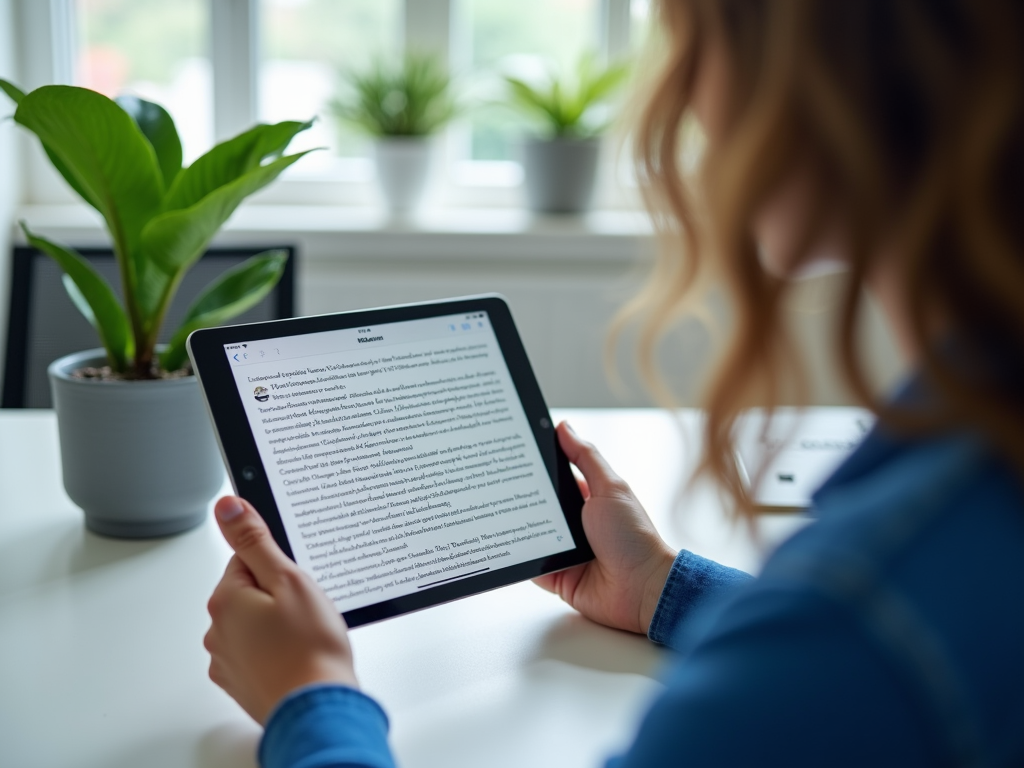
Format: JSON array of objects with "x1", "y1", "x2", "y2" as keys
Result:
[{"x1": 18, "y1": 0, "x2": 642, "y2": 210}]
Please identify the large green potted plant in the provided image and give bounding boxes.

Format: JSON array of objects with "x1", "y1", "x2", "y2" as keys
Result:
[
  {"x1": 330, "y1": 52, "x2": 457, "y2": 215},
  {"x1": 505, "y1": 53, "x2": 629, "y2": 213},
  {"x1": 1, "y1": 80, "x2": 313, "y2": 538}
]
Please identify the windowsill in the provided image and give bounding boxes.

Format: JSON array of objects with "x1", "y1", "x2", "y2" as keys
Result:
[{"x1": 13, "y1": 203, "x2": 655, "y2": 263}]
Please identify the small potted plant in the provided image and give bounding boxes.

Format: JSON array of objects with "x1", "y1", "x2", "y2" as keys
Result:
[
  {"x1": 330, "y1": 52, "x2": 457, "y2": 215},
  {"x1": 505, "y1": 53, "x2": 629, "y2": 214},
  {"x1": 1, "y1": 80, "x2": 312, "y2": 538}
]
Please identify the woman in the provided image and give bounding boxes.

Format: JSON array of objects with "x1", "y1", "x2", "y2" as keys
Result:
[{"x1": 203, "y1": 1, "x2": 1024, "y2": 765}]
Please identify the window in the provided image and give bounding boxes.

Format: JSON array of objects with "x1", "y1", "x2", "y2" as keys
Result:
[
  {"x1": 258, "y1": 0, "x2": 401, "y2": 177},
  {"x1": 458, "y1": 0, "x2": 601, "y2": 164},
  {"x1": 630, "y1": 0, "x2": 653, "y2": 50},
  {"x1": 74, "y1": 0, "x2": 213, "y2": 163},
  {"x1": 32, "y1": 0, "x2": 648, "y2": 208}
]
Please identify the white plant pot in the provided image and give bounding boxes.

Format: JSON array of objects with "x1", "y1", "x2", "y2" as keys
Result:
[
  {"x1": 48, "y1": 349, "x2": 225, "y2": 539},
  {"x1": 374, "y1": 137, "x2": 433, "y2": 215}
]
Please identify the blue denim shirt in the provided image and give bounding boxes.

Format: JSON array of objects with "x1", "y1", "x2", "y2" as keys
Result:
[{"x1": 261, "y1": 420, "x2": 1024, "y2": 768}]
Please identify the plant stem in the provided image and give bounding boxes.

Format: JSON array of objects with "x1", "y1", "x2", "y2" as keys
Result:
[
  {"x1": 134, "y1": 342, "x2": 153, "y2": 378},
  {"x1": 145, "y1": 269, "x2": 187, "y2": 375},
  {"x1": 117, "y1": 255, "x2": 151, "y2": 377},
  {"x1": 107, "y1": 209, "x2": 149, "y2": 376}
]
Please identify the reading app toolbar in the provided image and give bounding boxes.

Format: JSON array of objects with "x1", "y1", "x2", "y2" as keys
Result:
[{"x1": 224, "y1": 312, "x2": 491, "y2": 367}]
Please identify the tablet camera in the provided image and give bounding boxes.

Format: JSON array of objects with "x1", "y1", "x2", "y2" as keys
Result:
[{"x1": 242, "y1": 466, "x2": 257, "y2": 481}]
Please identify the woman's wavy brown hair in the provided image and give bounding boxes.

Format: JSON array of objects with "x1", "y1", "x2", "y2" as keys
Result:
[{"x1": 624, "y1": 0, "x2": 1024, "y2": 513}]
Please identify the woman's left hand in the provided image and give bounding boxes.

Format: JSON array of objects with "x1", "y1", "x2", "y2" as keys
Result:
[{"x1": 204, "y1": 496, "x2": 358, "y2": 724}]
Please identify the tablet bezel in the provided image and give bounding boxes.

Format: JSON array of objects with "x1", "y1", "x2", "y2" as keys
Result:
[{"x1": 187, "y1": 294, "x2": 592, "y2": 627}]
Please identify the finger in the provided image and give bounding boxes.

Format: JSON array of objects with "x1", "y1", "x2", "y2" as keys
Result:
[
  {"x1": 220, "y1": 554, "x2": 259, "y2": 590},
  {"x1": 557, "y1": 422, "x2": 628, "y2": 497},
  {"x1": 532, "y1": 573, "x2": 558, "y2": 594},
  {"x1": 208, "y1": 559, "x2": 255, "y2": 617},
  {"x1": 215, "y1": 496, "x2": 295, "y2": 592},
  {"x1": 575, "y1": 473, "x2": 590, "y2": 500},
  {"x1": 207, "y1": 555, "x2": 259, "y2": 614},
  {"x1": 533, "y1": 563, "x2": 585, "y2": 604}
]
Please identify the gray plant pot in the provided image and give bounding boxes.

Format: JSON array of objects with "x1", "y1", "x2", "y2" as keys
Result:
[
  {"x1": 48, "y1": 349, "x2": 225, "y2": 539},
  {"x1": 522, "y1": 137, "x2": 601, "y2": 214}
]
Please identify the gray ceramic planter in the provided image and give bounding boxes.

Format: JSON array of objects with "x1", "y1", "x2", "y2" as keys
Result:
[
  {"x1": 48, "y1": 349, "x2": 225, "y2": 538},
  {"x1": 522, "y1": 137, "x2": 601, "y2": 214}
]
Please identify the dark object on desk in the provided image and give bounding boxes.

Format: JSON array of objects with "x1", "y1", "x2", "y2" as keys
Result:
[{"x1": 2, "y1": 246, "x2": 296, "y2": 408}]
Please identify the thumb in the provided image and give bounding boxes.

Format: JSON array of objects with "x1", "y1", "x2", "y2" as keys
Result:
[
  {"x1": 556, "y1": 422, "x2": 629, "y2": 498},
  {"x1": 214, "y1": 496, "x2": 295, "y2": 592}
]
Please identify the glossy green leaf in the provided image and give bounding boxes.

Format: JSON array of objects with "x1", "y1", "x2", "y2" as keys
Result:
[
  {"x1": 22, "y1": 223, "x2": 131, "y2": 372},
  {"x1": 1, "y1": 79, "x2": 105, "y2": 210},
  {"x1": 159, "y1": 250, "x2": 288, "y2": 371},
  {"x1": 163, "y1": 120, "x2": 313, "y2": 213},
  {"x1": 133, "y1": 258, "x2": 174, "y2": 328},
  {"x1": 7, "y1": 83, "x2": 306, "y2": 376},
  {"x1": 0, "y1": 78, "x2": 25, "y2": 104},
  {"x1": 143, "y1": 150, "x2": 313, "y2": 277},
  {"x1": 14, "y1": 86, "x2": 164, "y2": 289},
  {"x1": 116, "y1": 95, "x2": 182, "y2": 191},
  {"x1": 41, "y1": 146, "x2": 106, "y2": 212},
  {"x1": 62, "y1": 273, "x2": 96, "y2": 325}
]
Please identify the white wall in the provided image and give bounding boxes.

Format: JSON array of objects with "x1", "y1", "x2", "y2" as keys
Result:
[{"x1": 0, "y1": 0, "x2": 22, "y2": 385}]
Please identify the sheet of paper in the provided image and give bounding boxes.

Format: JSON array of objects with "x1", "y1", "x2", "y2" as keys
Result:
[{"x1": 225, "y1": 312, "x2": 573, "y2": 612}]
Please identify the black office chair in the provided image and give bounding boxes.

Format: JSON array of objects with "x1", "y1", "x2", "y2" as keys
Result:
[{"x1": 2, "y1": 245, "x2": 296, "y2": 408}]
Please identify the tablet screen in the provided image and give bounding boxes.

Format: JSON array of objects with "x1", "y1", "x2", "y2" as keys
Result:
[{"x1": 222, "y1": 310, "x2": 575, "y2": 614}]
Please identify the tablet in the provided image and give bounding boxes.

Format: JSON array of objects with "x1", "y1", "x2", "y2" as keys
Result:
[{"x1": 187, "y1": 294, "x2": 592, "y2": 627}]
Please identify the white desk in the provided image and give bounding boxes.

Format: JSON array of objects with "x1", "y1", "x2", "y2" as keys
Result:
[{"x1": 0, "y1": 409, "x2": 806, "y2": 768}]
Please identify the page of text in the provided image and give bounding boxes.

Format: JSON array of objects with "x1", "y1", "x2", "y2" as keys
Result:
[{"x1": 225, "y1": 312, "x2": 573, "y2": 613}]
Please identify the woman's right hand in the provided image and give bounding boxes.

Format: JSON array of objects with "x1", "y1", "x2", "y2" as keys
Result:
[{"x1": 534, "y1": 422, "x2": 677, "y2": 636}]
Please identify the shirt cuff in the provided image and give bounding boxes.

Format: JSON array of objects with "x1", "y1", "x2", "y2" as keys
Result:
[
  {"x1": 259, "y1": 684, "x2": 395, "y2": 768},
  {"x1": 648, "y1": 549, "x2": 753, "y2": 649}
]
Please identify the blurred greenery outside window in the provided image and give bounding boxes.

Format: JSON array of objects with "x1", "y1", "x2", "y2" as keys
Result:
[
  {"x1": 69, "y1": 0, "x2": 652, "y2": 192},
  {"x1": 75, "y1": 0, "x2": 212, "y2": 163},
  {"x1": 258, "y1": 0, "x2": 401, "y2": 178},
  {"x1": 453, "y1": 0, "x2": 599, "y2": 185}
]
